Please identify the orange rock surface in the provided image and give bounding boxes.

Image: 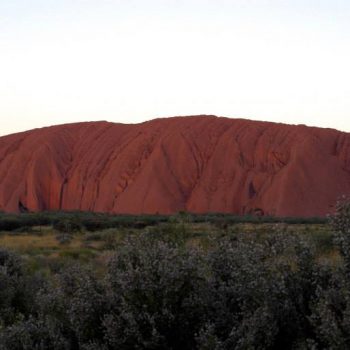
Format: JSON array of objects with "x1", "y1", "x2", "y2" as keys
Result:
[{"x1": 0, "y1": 115, "x2": 349, "y2": 216}]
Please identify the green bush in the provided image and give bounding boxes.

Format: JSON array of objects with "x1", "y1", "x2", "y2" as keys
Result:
[{"x1": 53, "y1": 218, "x2": 82, "y2": 234}]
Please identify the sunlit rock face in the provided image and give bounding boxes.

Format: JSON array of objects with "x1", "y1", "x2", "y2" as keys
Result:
[{"x1": 0, "y1": 115, "x2": 349, "y2": 216}]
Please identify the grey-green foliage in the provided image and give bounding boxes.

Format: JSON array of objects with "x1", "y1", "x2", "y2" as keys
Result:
[
  {"x1": 0, "y1": 317, "x2": 69, "y2": 350},
  {"x1": 0, "y1": 233, "x2": 322, "y2": 349},
  {"x1": 331, "y1": 197, "x2": 350, "y2": 271},
  {"x1": 0, "y1": 248, "x2": 32, "y2": 327},
  {"x1": 1, "y1": 200, "x2": 350, "y2": 349},
  {"x1": 308, "y1": 198, "x2": 350, "y2": 349},
  {"x1": 104, "y1": 236, "x2": 208, "y2": 349},
  {"x1": 204, "y1": 233, "x2": 317, "y2": 350}
]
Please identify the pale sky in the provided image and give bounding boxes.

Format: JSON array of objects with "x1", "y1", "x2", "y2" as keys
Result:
[{"x1": 1, "y1": 0, "x2": 350, "y2": 136}]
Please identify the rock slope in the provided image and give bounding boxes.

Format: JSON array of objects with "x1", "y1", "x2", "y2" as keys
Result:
[{"x1": 0, "y1": 115, "x2": 349, "y2": 216}]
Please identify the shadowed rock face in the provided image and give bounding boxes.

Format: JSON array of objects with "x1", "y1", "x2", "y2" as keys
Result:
[{"x1": 0, "y1": 115, "x2": 349, "y2": 216}]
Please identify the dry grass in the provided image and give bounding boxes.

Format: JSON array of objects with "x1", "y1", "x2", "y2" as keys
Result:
[
  {"x1": 0, "y1": 223, "x2": 335, "y2": 265},
  {"x1": 0, "y1": 232, "x2": 85, "y2": 254},
  {"x1": 316, "y1": 249, "x2": 342, "y2": 266},
  {"x1": 0, "y1": 234, "x2": 59, "y2": 251}
]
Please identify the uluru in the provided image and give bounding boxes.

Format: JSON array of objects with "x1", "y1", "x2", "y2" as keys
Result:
[{"x1": 0, "y1": 115, "x2": 349, "y2": 217}]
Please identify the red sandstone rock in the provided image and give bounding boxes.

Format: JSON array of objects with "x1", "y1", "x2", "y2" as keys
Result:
[{"x1": 0, "y1": 115, "x2": 349, "y2": 217}]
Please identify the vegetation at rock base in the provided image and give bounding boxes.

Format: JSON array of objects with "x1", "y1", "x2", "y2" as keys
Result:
[
  {"x1": 0, "y1": 203, "x2": 349, "y2": 349},
  {"x1": 0, "y1": 211, "x2": 327, "y2": 233}
]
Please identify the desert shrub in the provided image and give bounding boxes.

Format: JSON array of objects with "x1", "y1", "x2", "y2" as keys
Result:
[
  {"x1": 310, "y1": 230, "x2": 334, "y2": 254},
  {"x1": 30, "y1": 265, "x2": 108, "y2": 349},
  {"x1": 304, "y1": 197, "x2": 350, "y2": 348},
  {"x1": 102, "y1": 229, "x2": 123, "y2": 249},
  {"x1": 82, "y1": 217, "x2": 110, "y2": 232},
  {"x1": 55, "y1": 265, "x2": 108, "y2": 344},
  {"x1": 146, "y1": 218, "x2": 191, "y2": 246},
  {"x1": 195, "y1": 323, "x2": 222, "y2": 350},
  {"x1": 0, "y1": 317, "x2": 69, "y2": 350},
  {"x1": 53, "y1": 218, "x2": 82, "y2": 234},
  {"x1": 0, "y1": 249, "x2": 43, "y2": 328},
  {"x1": 308, "y1": 268, "x2": 350, "y2": 349},
  {"x1": 103, "y1": 235, "x2": 208, "y2": 349},
  {"x1": 330, "y1": 197, "x2": 350, "y2": 234},
  {"x1": 202, "y1": 232, "x2": 320, "y2": 349},
  {"x1": 330, "y1": 198, "x2": 350, "y2": 270}
]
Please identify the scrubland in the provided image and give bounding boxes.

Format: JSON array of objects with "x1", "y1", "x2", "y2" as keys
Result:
[{"x1": 0, "y1": 207, "x2": 348, "y2": 349}]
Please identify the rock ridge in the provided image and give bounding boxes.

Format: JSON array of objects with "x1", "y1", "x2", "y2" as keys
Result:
[{"x1": 0, "y1": 115, "x2": 349, "y2": 216}]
